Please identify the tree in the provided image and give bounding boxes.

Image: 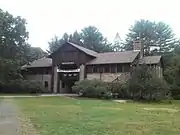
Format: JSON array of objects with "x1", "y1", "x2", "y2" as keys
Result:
[
  {"x1": 163, "y1": 46, "x2": 180, "y2": 99},
  {"x1": 69, "y1": 31, "x2": 83, "y2": 45},
  {"x1": 48, "y1": 26, "x2": 113, "y2": 53},
  {"x1": 124, "y1": 19, "x2": 179, "y2": 55},
  {"x1": 0, "y1": 9, "x2": 47, "y2": 81},
  {"x1": 49, "y1": 32, "x2": 83, "y2": 53},
  {"x1": 112, "y1": 33, "x2": 123, "y2": 51},
  {"x1": 0, "y1": 9, "x2": 29, "y2": 60},
  {"x1": 0, "y1": 8, "x2": 30, "y2": 82},
  {"x1": 23, "y1": 45, "x2": 47, "y2": 63},
  {"x1": 128, "y1": 65, "x2": 169, "y2": 101},
  {"x1": 0, "y1": 58, "x2": 22, "y2": 83},
  {"x1": 0, "y1": 9, "x2": 47, "y2": 93},
  {"x1": 49, "y1": 34, "x2": 68, "y2": 53},
  {"x1": 81, "y1": 26, "x2": 112, "y2": 52}
]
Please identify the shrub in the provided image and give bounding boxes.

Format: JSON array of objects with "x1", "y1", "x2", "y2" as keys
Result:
[
  {"x1": 72, "y1": 79, "x2": 112, "y2": 99},
  {"x1": 171, "y1": 84, "x2": 180, "y2": 99},
  {"x1": 118, "y1": 83, "x2": 130, "y2": 99},
  {"x1": 0, "y1": 79, "x2": 43, "y2": 93},
  {"x1": 108, "y1": 82, "x2": 130, "y2": 99},
  {"x1": 128, "y1": 65, "x2": 169, "y2": 101}
]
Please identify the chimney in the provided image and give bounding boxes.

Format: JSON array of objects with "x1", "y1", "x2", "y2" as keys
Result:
[{"x1": 133, "y1": 40, "x2": 144, "y2": 58}]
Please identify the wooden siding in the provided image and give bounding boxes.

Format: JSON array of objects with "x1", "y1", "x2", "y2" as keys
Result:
[
  {"x1": 86, "y1": 63, "x2": 131, "y2": 74},
  {"x1": 51, "y1": 43, "x2": 94, "y2": 67}
]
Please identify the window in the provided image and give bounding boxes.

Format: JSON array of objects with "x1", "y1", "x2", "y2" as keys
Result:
[
  {"x1": 93, "y1": 66, "x2": 98, "y2": 73},
  {"x1": 87, "y1": 66, "x2": 93, "y2": 73},
  {"x1": 117, "y1": 65, "x2": 122, "y2": 72},
  {"x1": 62, "y1": 82, "x2": 65, "y2": 88},
  {"x1": 99, "y1": 66, "x2": 103, "y2": 73},
  {"x1": 73, "y1": 73, "x2": 77, "y2": 76},
  {"x1": 110, "y1": 65, "x2": 116, "y2": 73},
  {"x1": 44, "y1": 81, "x2": 48, "y2": 88},
  {"x1": 44, "y1": 68, "x2": 49, "y2": 74},
  {"x1": 45, "y1": 70, "x2": 49, "y2": 74},
  {"x1": 104, "y1": 65, "x2": 110, "y2": 73}
]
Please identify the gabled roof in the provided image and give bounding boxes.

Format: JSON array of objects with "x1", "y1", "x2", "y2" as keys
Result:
[
  {"x1": 21, "y1": 57, "x2": 52, "y2": 69},
  {"x1": 49, "y1": 42, "x2": 97, "y2": 57},
  {"x1": 139, "y1": 56, "x2": 162, "y2": 64},
  {"x1": 87, "y1": 51, "x2": 140, "y2": 65},
  {"x1": 67, "y1": 42, "x2": 97, "y2": 57}
]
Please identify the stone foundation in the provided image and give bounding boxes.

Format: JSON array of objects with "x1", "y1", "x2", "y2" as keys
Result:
[{"x1": 87, "y1": 73, "x2": 130, "y2": 83}]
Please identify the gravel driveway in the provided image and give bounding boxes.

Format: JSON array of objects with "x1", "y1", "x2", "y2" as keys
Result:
[{"x1": 0, "y1": 99, "x2": 38, "y2": 135}]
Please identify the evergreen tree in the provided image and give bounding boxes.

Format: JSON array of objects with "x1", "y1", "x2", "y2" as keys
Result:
[{"x1": 124, "y1": 19, "x2": 179, "y2": 55}]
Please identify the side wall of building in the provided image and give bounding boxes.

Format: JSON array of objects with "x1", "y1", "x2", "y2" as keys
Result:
[{"x1": 25, "y1": 74, "x2": 52, "y2": 93}]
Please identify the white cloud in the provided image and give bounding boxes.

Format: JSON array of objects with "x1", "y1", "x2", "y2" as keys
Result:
[{"x1": 1, "y1": 0, "x2": 180, "y2": 50}]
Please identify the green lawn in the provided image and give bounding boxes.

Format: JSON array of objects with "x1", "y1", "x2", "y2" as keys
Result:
[
  {"x1": 0, "y1": 93, "x2": 38, "y2": 96},
  {"x1": 15, "y1": 97, "x2": 180, "y2": 135}
]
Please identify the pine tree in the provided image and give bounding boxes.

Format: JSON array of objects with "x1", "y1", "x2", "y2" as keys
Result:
[{"x1": 113, "y1": 33, "x2": 123, "y2": 51}]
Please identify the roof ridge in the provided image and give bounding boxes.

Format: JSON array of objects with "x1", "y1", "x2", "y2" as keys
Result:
[
  {"x1": 67, "y1": 42, "x2": 97, "y2": 57},
  {"x1": 143, "y1": 55, "x2": 161, "y2": 57},
  {"x1": 67, "y1": 42, "x2": 97, "y2": 52},
  {"x1": 97, "y1": 50, "x2": 139, "y2": 54}
]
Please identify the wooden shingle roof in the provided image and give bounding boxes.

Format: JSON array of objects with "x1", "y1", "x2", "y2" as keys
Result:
[
  {"x1": 139, "y1": 56, "x2": 162, "y2": 64},
  {"x1": 87, "y1": 51, "x2": 140, "y2": 65},
  {"x1": 21, "y1": 57, "x2": 52, "y2": 69},
  {"x1": 67, "y1": 42, "x2": 97, "y2": 57}
]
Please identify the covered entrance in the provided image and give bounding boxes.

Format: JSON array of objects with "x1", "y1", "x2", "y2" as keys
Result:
[
  {"x1": 50, "y1": 42, "x2": 96, "y2": 93},
  {"x1": 57, "y1": 63, "x2": 80, "y2": 93}
]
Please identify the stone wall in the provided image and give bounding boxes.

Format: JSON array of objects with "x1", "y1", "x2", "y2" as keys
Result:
[
  {"x1": 25, "y1": 74, "x2": 51, "y2": 92},
  {"x1": 87, "y1": 73, "x2": 131, "y2": 83}
]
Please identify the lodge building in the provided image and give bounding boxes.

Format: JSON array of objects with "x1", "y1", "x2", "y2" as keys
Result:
[{"x1": 21, "y1": 41, "x2": 163, "y2": 93}]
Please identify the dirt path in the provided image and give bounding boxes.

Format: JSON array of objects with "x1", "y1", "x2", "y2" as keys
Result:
[{"x1": 0, "y1": 99, "x2": 38, "y2": 135}]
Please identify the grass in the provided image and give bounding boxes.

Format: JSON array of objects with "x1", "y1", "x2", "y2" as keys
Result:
[
  {"x1": 0, "y1": 93, "x2": 38, "y2": 96},
  {"x1": 14, "y1": 97, "x2": 180, "y2": 135},
  {"x1": 0, "y1": 96, "x2": 4, "y2": 101}
]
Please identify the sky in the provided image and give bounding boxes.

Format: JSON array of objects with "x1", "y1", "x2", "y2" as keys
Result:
[{"x1": 0, "y1": 0, "x2": 180, "y2": 50}]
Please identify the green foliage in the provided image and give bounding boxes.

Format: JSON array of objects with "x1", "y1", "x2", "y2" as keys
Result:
[
  {"x1": 0, "y1": 8, "x2": 47, "y2": 64},
  {"x1": 164, "y1": 52, "x2": 180, "y2": 99},
  {"x1": 48, "y1": 26, "x2": 113, "y2": 53},
  {"x1": 124, "y1": 19, "x2": 179, "y2": 55},
  {"x1": 23, "y1": 46, "x2": 47, "y2": 63},
  {"x1": 0, "y1": 9, "x2": 47, "y2": 93},
  {"x1": 80, "y1": 26, "x2": 112, "y2": 52},
  {"x1": 0, "y1": 58, "x2": 22, "y2": 82},
  {"x1": 0, "y1": 80, "x2": 42, "y2": 93},
  {"x1": 108, "y1": 82, "x2": 130, "y2": 99},
  {"x1": 128, "y1": 65, "x2": 169, "y2": 101},
  {"x1": 0, "y1": 9, "x2": 29, "y2": 60},
  {"x1": 72, "y1": 80, "x2": 112, "y2": 99},
  {"x1": 49, "y1": 32, "x2": 83, "y2": 53}
]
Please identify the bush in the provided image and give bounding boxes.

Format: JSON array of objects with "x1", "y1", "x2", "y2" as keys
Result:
[
  {"x1": 171, "y1": 84, "x2": 180, "y2": 99},
  {"x1": 108, "y1": 82, "x2": 130, "y2": 99},
  {"x1": 0, "y1": 79, "x2": 43, "y2": 93},
  {"x1": 72, "y1": 80, "x2": 112, "y2": 99},
  {"x1": 128, "y1": 65, "x2": 169, "y2": 101}
]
